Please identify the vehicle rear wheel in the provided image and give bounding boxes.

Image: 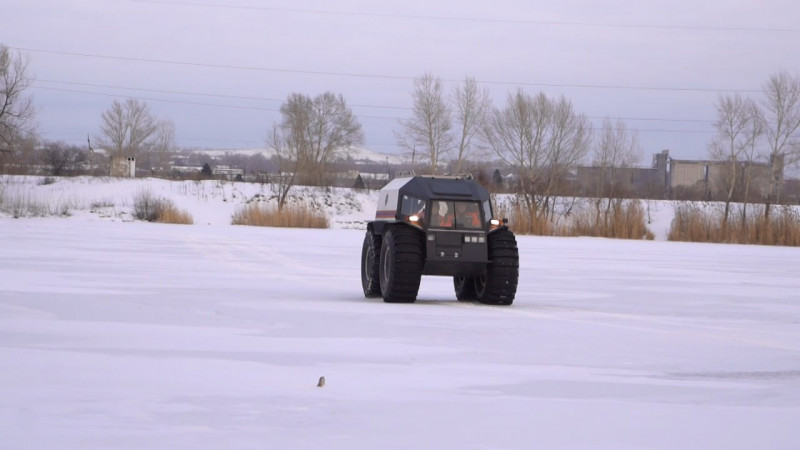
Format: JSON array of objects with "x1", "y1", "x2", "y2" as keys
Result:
[
  {"x1": 379, "y1": 225, "x2": 423, "y2": 303},
  {"x1": 475, "y1": 228, "x2": 519, "y2": 306},
  {"x1": 361, "y1": 230, "x2": 382, "y2": 297},
  {"x1": 453, "y1": 276, "x2": 477, "y2": 301}
]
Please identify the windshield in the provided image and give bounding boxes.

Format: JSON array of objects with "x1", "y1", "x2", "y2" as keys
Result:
[{"x1": 429, "y1": 200, "x2": 483, "y2": 230}]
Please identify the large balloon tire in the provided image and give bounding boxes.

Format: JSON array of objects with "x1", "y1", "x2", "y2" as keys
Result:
[
  {"x1": 379, "y1": 225, "x2": 423, "y2": 303},
  {"x1": 361, "y1": 230, "x2": 382, "y2": 297},
  {"x1": 475, "y1": 228, "x2": 519, "y2": 306}
]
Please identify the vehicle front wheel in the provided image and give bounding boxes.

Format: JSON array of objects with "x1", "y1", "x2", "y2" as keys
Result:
[
  {"x1": 475, "y1": 228, "x2": 519, "y2": 306},
  {"x1": 379, "y1": 225, "x2": 423, "y2": 303}
]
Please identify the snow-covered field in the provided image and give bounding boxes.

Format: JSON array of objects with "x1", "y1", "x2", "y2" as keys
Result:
[
  {"x1": 0, "y1": 175, "x2": 676, "y2": 238},
  {"x1": 0, "y1": 175, "x2": 376, "y2": 227},
  {"x1": 1, "y1": 176, "x2": 799, "y2": 449}
]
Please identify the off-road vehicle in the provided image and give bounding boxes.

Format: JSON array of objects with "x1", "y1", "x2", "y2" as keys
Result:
[{"x1": 361, "y1": 175, "x2": 519, "y2": 305}]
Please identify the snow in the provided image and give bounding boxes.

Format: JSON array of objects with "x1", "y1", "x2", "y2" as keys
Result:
[
  {"x1": 1, "y1": 176, "x2": 799, "y2": 449},
  {"x1": 343, "y1": 146, "x2": 408, "y2": 165},
  {"x1": 0, "y1": 176, "x2": 377, "y2": 230}
]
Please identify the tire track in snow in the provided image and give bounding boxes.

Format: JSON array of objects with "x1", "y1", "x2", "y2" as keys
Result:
[
  {"x1": 179, "y1": 232, "x2": 310, "y2": 282},
  {"x1": 492, "y1": 303, "x2": 800, "y2": 352}
]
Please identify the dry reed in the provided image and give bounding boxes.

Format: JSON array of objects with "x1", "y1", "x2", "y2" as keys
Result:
[
  {"x1": 569, "y1": 201, "x2": 654, "y2": 239},
  {"x1": 667, "y1": 204, "x2": 800, "y2": 246},
  {"x1": 231, "y1": 203, "x2": 329, "y2": 228},
  {"x1": 132, "y1": 189, "x2": 193, "y2": 224},
  {"x1": 497, "y1": 198, "x2": 653, "y2": 239},
  {"x1": 156, "y1": 203, "x2": 194, "y2": 225}
]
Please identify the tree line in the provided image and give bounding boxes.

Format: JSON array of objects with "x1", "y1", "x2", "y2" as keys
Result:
[
  {"x1": 3, "y1": 44, "x2": 799, "y2": 220},
  {"x1": 709, "y1": 72, "x2": 800, "y2": 226}
]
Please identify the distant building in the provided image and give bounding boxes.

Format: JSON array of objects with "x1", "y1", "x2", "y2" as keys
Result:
[
  {"x1": 110, "y1": 156, "x2": 135, "y2": 178},
  {"x1": 171, "y1": 165, "x2": 202, "y2": 175},
  {"x1": 668, "y1": 153, "x2": 778, "y2": 200},
  {"x1": 576, "y1": 150, "x2": 670, "y2": 198},
  {"x1": 212, "y1": 164, "x2": 245, "y2": 180},
  {"x1": 575, "y1": 149, "x2": 782, "y2": 200}
]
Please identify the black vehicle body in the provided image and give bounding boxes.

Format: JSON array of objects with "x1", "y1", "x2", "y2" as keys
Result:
[{"x1": 362, "y1": 175, "x2": 519, "y2": 305}]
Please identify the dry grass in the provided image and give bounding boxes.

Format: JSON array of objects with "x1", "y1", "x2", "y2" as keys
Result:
[
  {"x1": 570, "y1": 201, "x2": 654, "y2": 240},
  {"x1": 0, "y1": 185, "x2": 79, "y2": 218},
  {"x1": 132, "y1": 189, "x2": 193, "y2": 225},
  {"x1": 496, "y1": 202, "x2": 553, "y2": 236},
  {"x1": 668, "y1": 204, "x2": 800, "y2": 246},
  {"x1": 156, "y1": 203, "x2": 194, "y2": 225},
  {"x1": 497, "y1": 198, "x2": 653, "y2": 239},
  {"x1": 232, "y1": 203, "x2": 329, "y2": 228}
]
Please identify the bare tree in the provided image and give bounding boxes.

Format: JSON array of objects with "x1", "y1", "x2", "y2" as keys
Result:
[
  {"x1": 0, "y1": 45, "x2": 37, "y2": 157},
  {"x1": 40, "y1": 141, "x2": 86, "y2": 176},
  {"x1": 452, "y1": 76, "x2": 491, "y2": 173},
  {"x1": 761, "y1": 70, "x2": 800, "y2": 216},
  {"x1": 269, "y1": 92, "x2": 363, "y2": 210},
  {"x1": 397, "y1": 72, "x2": 452, "y2": 174},
  {"x1": 592, "y1": 117, "x2": 641, "y2": 228},
  {"x1": 740, "y1": 103, "x2": 765, "y2": 226},
  {"x1": 543, "y1": 96, "x2": 592, "y2": 213},
  {"x1": 149, "y1": 119, "x2": 175, "y2": 174},
  {"x1": 483, "y1": 89, "x2": 548, "y2": 220},
  {"x1": 708, "y1": 94, "x2": 760, "y2": 228},
  {"x1": 97, "y1": 99, "x2": 158, "y2": 158},
  {"x1": 482, "y1": 89, "x2": 591, "y2": 225},
  {"x1": 268, "y1": 126, "x2": 295, "y2": 210},
  {"x1": 96, "y1": 99, "x2": 177, "y2": 174}
]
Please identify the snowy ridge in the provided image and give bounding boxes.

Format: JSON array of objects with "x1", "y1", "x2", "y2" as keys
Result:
[
  {"x1": 178, "y1": 146, "x2": 407, "y2": 165},
  {"x1": 344, "y1": 146, "x2": 408, "y2": 164},
  {"x1": 0, "y1": 175, "x2": 378, "y2": 229}
]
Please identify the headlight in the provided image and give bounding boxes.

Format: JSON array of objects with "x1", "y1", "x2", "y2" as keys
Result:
[{"x1": 406, "y1": 214, "x2": 424, "y2": 228}]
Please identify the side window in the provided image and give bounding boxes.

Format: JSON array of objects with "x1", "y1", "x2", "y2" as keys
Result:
[
  {"x1": 401, "y1": 195, "x2": 426, "y2": 222},
  {"x1": 482, "y1": 200, "x2": 493, "y2": 222},
  {"x1": 400, "y1": 195, "x2": 412, "y2": 215}
]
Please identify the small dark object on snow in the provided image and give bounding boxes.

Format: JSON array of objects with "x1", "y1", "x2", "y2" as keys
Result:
[{"x1": 317, "y1": 376, "x2": 325, "y2": 387}]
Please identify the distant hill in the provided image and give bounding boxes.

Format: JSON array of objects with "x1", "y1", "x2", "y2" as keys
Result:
[{"x1": 178, "y1": 146, "x2": 407, "y2": 165}]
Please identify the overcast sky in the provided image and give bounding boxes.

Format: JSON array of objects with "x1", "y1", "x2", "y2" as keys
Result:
[{"x1": 5, "y1": 0, "x2": 800, "y2": 163}]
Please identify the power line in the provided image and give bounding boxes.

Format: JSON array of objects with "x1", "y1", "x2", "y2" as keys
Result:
[
  {"x1": 32, "y1": 86, "x2": 281, "y2": 112},
  {"x1": 30, "y1": 85, "x2": 402, "y2": 120},
  {"x1": 131, "y1": 0, "x2": 800, "y2": 33},
  {"x1": 601, "y1": 116, "x2": 713, "y2": 124},
  {"x1": 13, "y1": 46, "x2": 408, "y2": 81},
  {"x1": 33, "y1": 80, "x2": 720, "y2": 128},
  {"x1": 34, "y1": 84, "x2": 715, "y2": 136},
  {"x1": 14, "y1": 46, "x2": 760, "y2": 94},
  {"x1": 34, "y1": 79, "x2": 412, "y2": 111},
  {"x1": 34, "y1": 79, "x2": 718, "y2": 123},
  {"x1": 36, "y1": 79, "x2": 285, "y2": 104}
]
